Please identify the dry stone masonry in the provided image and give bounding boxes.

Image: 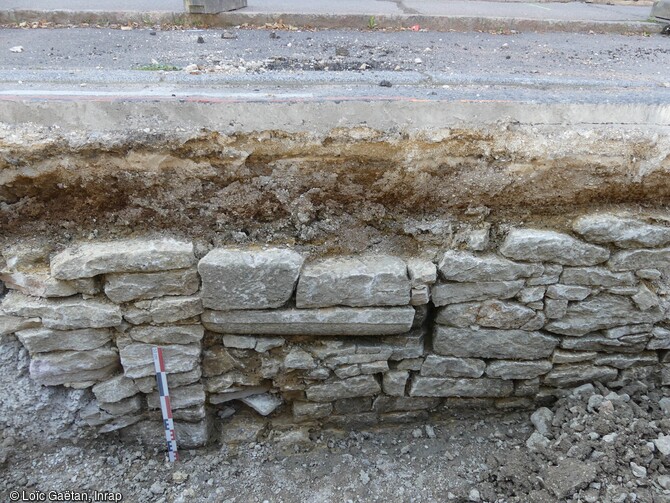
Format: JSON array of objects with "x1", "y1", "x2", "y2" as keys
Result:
[{"x1": 3, "y1": 212, "x2": 670, "y2": 447}]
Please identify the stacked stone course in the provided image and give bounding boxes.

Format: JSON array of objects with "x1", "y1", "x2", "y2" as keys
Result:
[{"x1": 2, "y1": 213, "x2": 670, "y2": 447}]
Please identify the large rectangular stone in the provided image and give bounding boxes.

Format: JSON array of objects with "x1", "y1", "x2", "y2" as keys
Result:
[
  {"x1": 1, "y1": 291, "x2": 122, "y2": 330},
  {"x1": 202, "y1": 306, "x2": 415, "y2": 336},
  {"x1": 543, "y1": 364, "x2": 618, "y2": 387},
  {"x1": 123, "y1": 295, "x2": 202, "y2": 325},
  {"x1": 409, "y1": 376, "x2": 513, "y2": 398},
  {"x1": 572, "y1": 214, "x2": 670, "y2": 248},
  {"x1": 119, "y1": 343, "x2": 201, "y2": 378},
  {"x1": 561, "y1": 267, "x2": 636, "y2": 287},
  {"x1": 438, "y1": 251, "x2": 542, "y2": 282},
  {"x1": 431, "y1": 280, "x2": 524, "y2": 306},
  {"x1": 0, "y1": 314, "x2": 41, "y2": 336},
  {"x1": 16, "y1": 327, "x2": 112, "y2": 354},
  {"x1": 500, "y1": 229, "x2": 609, "y2": 266},
  {"x1": 608, "y1": 248, "x2": 670, "y2": 271},
  {"x1": 296, "y1": 256, "x2": 410, "y2": 308},
  {"x1": 485, "y1": 360, "x2": 553, "y2": 380},
  {"x1": 420, "y1": 355, "x2": 485, "y2": 378},
  {"x1": 305, "y1": 375, "x2": 381, "y2": 402},
  {"x1": 51, "y1": 238, "x2": 196, "y2": 280},
  {"x1": 92, "y1": 374, "x2": 140, "y2": 403},
  {"x1": 198, "y1": 248, "x2": 303, "y2": 310},
  {"x1": 433, "y1": 326, "x2": 558, "y2": 360},
  {"x1": 0, "y1": 270, "x2": 97, "y2": 298},
  {"x1": 29, "y1": 346, "x2": 119, "y2": 385},
  {"x1": 561, "y1": 334, "x2": 649, "y2": 353},
  {"x1": 104, "y1": 268, "x2": 199, "y2": 303}
]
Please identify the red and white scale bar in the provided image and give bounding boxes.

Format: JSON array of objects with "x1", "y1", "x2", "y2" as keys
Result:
[{"x1": 152, "y1": 346, "x2": 179, "y2": 462}]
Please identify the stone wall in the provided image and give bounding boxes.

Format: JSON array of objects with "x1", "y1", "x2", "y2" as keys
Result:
[{"x1": 2, "y1": 212, "x2": 670, "y2": 447}]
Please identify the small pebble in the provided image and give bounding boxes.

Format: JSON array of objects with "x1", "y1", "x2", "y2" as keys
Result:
[{"x1": 197, "y1": 36, "x2": 205, "y2": 44}]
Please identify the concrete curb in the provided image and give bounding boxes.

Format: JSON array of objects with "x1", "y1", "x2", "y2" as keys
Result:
[{"x1": 0, "y1": 9, "x2": 663, "y2": 35}]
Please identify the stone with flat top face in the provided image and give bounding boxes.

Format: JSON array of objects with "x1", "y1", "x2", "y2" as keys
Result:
[
  {"x1": 119, "y1": 343, "x2": 201, "y2": 379},
  {"x1": 29, "y1": 347, "x2": 119, "y2": 385},
  {"x1": 104, "y1": 268, "x2": 199, "y2": 303},
  {"x1": 296, "y1": 255, "x2": 409, "y2": 308},
  {"x1": 500, "y1": 229, "x2": 609, "y2": 266},
  {"x1": 573, "y1": 214, "x2": 670, "y2": 248},
  {"x1": 199, "y1": 248, "x2": 303, "y2": 310},
  {"x1": 202, "y1": 306, "x2": 415, "y2": 336},
  {"x1": 305, "y1": 375, "x2": 381, "y2": 402},
  {"x1": 16, "y1": 327, "x2": 112, "y2": 354},
  {"x1": 51, "y1": 238, "x2": 195, "y2": 280},
  {"x1": 431, "y1": 280, "x2": 524, "y2": 306},
  {"x1": 609, "y1": 248, "x2": 670, "y2": 271},
  {"x1": 409, "y1": 376, "x2": 513, "y2": 398},
  {"x1": 438, "y1": 250, "x2": 542, "y2": 282}
]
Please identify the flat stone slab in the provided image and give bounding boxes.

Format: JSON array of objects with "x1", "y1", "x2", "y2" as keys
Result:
[
  {"x1": 544, "y1": 293, "x2": 664, "y2": 336},
  {"x1": 560, "y1": 267, "x2": 635, "y2": 287},
  {"x1": 51, "y1": 238, "x2": 195, "y2": 279},
  {"x1": 409, "y1": 376, "x2": 513, "y2": 398},
  {"x1": 296, "y1": 255, "x2": 410, "y2": 308},
  {"x1": 104, "y1": 268, "x2": 199, "y2": 303},
  {"x1": 485, "y1": 360, "x2": 553, "y2": 379},
  {"x1": 92, "y1": 374, "x2": 140, "y2": 403},
  {"x1": 431, "y1": 280, "x2": 524, "y2": 306},
  {"x1": 438, "y1": 250, "x2": 542, "y2": 282},
  {"x1": 433, "y1": 326, "x2": 558, "y2": 360},
  {"x1": 199, "y1": 248, "x2": 303, "y2": 310},
  {"x1": 119, "y1": 342, "x2": 201, "y2": 378},
  {"x1": 16, "y1": 327, "x2": 112, "y2": 354},
  {"x1": 573, "y1": 214, "x2": 670, "y2": 248},
  {"x1": 0, "y1": 270, "x2": 97, "y2": 298},
  {"x1": 420, "y1": 355, "x2": 485, "y2": 378},
  {"x1": 2, "y1": 291, "x2": 122, "y2": 330},
  {"x1": 202, "y1": 306, "x2": 415, "y2": 336},
  {"x1": 608, "y1": 248, "x2": 670, "y2": 271},
  {"x1": 543, "y1": 364, "x2": 618, "y2": 387},
  {"x1": 500, "y1": 229, "x2": 610, "y2": 266},
  {"x1": 123, "y1": 295, "x2": 202, "y2": 325},
  {"x1": 128, "y1": 324, "x2": 204, "y2": 345},
  {"x1": 29, "y1": 346, "x2": 119, "y2": 385},
  {"x1": 240, "y1": 393, "x2": 283, "y2": 416},
  {"x1": 305, "y1": 375, "x2": 381, "y2": 402}
]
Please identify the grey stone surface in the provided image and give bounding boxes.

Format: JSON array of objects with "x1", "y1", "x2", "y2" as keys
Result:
[
  {"x1": 438, "y1": 250, "x2": 542, "y2": 282},
  {"x1": 409, "y1": 285, "x2": 430, "y2": 305},
  {"x1": 420, "y1": 355, "x2": 485, "y2": 378},
  {"x1": 124, "y1": 295, "x2": 202, "y2": 325},
  {"x1": 122, "y1": 418, "x2": 210, "y2": 449},
  {"x1": 0, "y1": 314, "x2": 40, "y2": 336},
  {"x1": 603, "y1": 324, "x2": 653, "y2": 339},
  {"x1": 543, "y1": 364, "x2": 618, "y2": 387},
  {"x1": 544, "y1": 294, "x2": 663, "y2": 336},
  {"x1": 527, "y1": 264, "x2": 563, "y2": 286},
  {"x1": 2, "y1": 291, "x2": 122, "y2": 330},
  {"x1": 382, "y1": 370, "x2": 409, "y2": 396},
  {"x1": 0, "y1": 270, "x2": 96, "y2": 298},
  {"x1": 407, "y1": 258, "x2": 437, "y2": 287},
  {"x1": 561, "y1": 267, "x2": 636, "y2": 287},
  {"x1": 99, "y1": 395, "x2": 143, "y2": 417},
  {"x1": 128, "y1": 325, "x2": 204, "y2": 345},
  {"x1": 561, "y1": 333, "x2": 649, "y2": 353},
  {"x1": 521, "y1": 312, "x2": 546, "y2": 331},
  {"x1": 51, "y1": 238, "x2": 195, "y2": 280},
  {"x1": 518, "y1": 286, "x2": 546, "y2": 304},
  {"x1": 476, "y1": 300, "x2": 536, "y2": 329},
  {"x1": 409, "y1": 376, "x2": 513, "y2": 398},
  {"x1": 104, "y1": 268, "x2": 199, "y2": 303},
  {"x1": 254, "y1": 337, "x2": 285, "y2": 352},
  {"x1": 284, "y1": 347, "x2": 316, "y2": 369},
  {"x1": 296, "y1": 255, "x2": 409, "y2": 308},
  {"x1": 136, "y1": 367, "x2": 202, "y2": 393},
  {"x1": 433, "y1": 326, "x2": 558, "y2": 360},
  {"x1": 199, "y1": 248, "x2": 303, "y2": 310},
  {"x1": 593, "y1": 352, "x2": 658, "y2": 369},
  {"x1": 648, "y1": 326, "x2": 670, "y2": 350},
  {"x1": 531, "y1": 407, "x2": 554, "y2": 436},
  {"x1": 500, "y1": 229, "x2": 609, "y2": 266},
  {"x1": 305, "y1": 375, "x2": 381, "y2": 402},
  {"x1": 360, "y1": 360, "x2": 389, "y2": 374},
  {"x1": 202, "y1": 306, "x2": 415, "y2": 336},
  {"x1": 573, "y1": 214, "x2": 670, "y2": 248},
  {"x1": 546, "y1": 284, "x2": 591, "y2": 301},
  {"x1": 609, "y1": 248, "x2": 670, "y2": 271},
  {"x1": 431, "y1": 280, "x2": 524, "y2": 306},
  {"x1": 485, "y1": 360, "x2": 553, "y2": 380},
  {"x1": 119, "y1": 343, "x2": 201, "y2": 378},
  {"x1": 16, "y1": 327, "x2": 112, "y2": 353},
  {"x1": 632, "y1": 284, "x2": 659, "y2": 311},
  {"x1": 29, "y1": 346, "x2": 119, "y2": 385},
  {"x1": 293, "y1": 401, "x2": 332, "y2": 420},
  {"x1": 435, "y1": 302, "x2": 479, "y2": 327},
  {"x1": 222, "y1": 334, "x2": 256, "y2": 349},
  {"x1": 544, "y1": 298, "x2": 568, "y2": 320},
  {"x1": 241, "y1": 393, "x2": 283, "y2": 416},
  {"x1": 147, "y1": 383, "x2": 205, "y2": 410},
  {"x1": 551, "y1": 349, "x2": 597, "y2": 364},
  {"x1": 92, "y1": 374, "x2": 140, "y2": 403}
]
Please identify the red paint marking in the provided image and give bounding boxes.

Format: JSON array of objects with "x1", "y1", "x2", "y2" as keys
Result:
[
  {"x1": 157, "y1": 348, "x2": 165, "y2": 372},
  {"x1": 164, "y1": 396, "x2": 173, "y2": 419}
]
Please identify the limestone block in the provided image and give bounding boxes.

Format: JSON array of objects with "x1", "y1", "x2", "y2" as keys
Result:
[
  {"x1": 255, "y1": 337, "x2": 285, "y2": 352},
  {"x1": 543, "y1": 364, "x2": 618, "y2": 387},
  {"x1": 304, "y1": 375, "x2": 381, "y2": 402},
  {"x1": 382, "y1": 370, "x2": 409, "y2": 396},
  {"x1": 147, "y1": 383, "x2": 205, "y2": 410},
  {"x1": 98, "y1": 415, "x2": 143, "y2": 433},
  {"x1": 104, "y1": 268, "x2": 199, "y2": 303},
  {"x1": 2, "y1": 291, "x2": 122, "y2": 330},
  {"x1": 544, "y1": 298, "x2": 568, "y2": 320},
  {"x1": 334, "y1": 365, "x2": 360, "y2": 379},
  {"x1": 124, "y1": 295, "x2": 202, "y2": 325},
  {"x1": 121, "y1": 418, "x2": 210, "y2": 448},
  {"x1": 407, "y1": 258, "x2": 437, "y2": 286},
  {"x1": 609, "y1": 248, "x2": 670, "y2": 272},
  {"x1": 0, "y1": 314, "x2": 40, "y2": 336},
  {"x1": 544, "y1": 294, "x2": 663, "y2": 336},
  {"x1": 0, "y1": 270, "x2": 97, "y2": 298},
  {"x1": 593, "y1": 352, "x2": 658, "y2": 369},
  {"x1": 435, "y1": 302, "x2": 479, "y2": 327},
  {"x1": 561, "y1": 334, "x2": 648, "y2": 353},
  {"x1": 135, "y1": 367, "x2": 202, "y2": 393},
  {"x1": 324, "y1": 352, "x2": 393, "y2": 368},
  {"x1": 241, "y1": 393, "x2": 283, "y2": 416},
  {"x1": 128, "y1": 325, "x2": 204, "y2": 346},
  {"x1": 432, "y1": 280, "x2": 524, "y2": 306},
  {"x1": 476, "y1": 300, "x2": 536, "y2": 330},
  {"x1": 222, "y1": 334, "x2": 256, "y2": 349},
  {"x1": 500, "y1": 229, "x2": 609, "y2": 266},
  {"x1": 293, "y1": 401, "x2": 332, "y2": 420},
  {"x1": 438, "y1": 250, "x2": 542, "y2": 282},
  {"x1": 573, "y1": 214, "x2": 670, "y2": 248},
  {"x1": 637, "y1": 269, "x2": 662, "y2": 280},
  {"x1": 521, "y1": 313, "x2": 547, "y2": 331},
  {"x1": 561, "y1": 267, "x2": 636, "y2": 287},
  {"x1": 284, "y1": 348, "x2": 316, "y2": 370},
  {"x1": 632, "y1": 284, "x2": 660, "y2": 311},
  {"x1": 648, "y1": 327, "x2": 670, "y2": 350},
  {"x1": 546, "y1": 284, "x2": 591, "y2": 301},
  {"x1": 202, "y1": 306, "x2": 415, "y2": 336},
  {"x1": 514, "y1": 378, "x2": 540, "y2": 397},
  {"x1": 433, "y1": 326, "x2": 558, "y2": 360},
  {"x1": 410, "y1": 285, "x2": 430, "y2": 305},
  {"x1": 360, "y1": 361, "x2": 389, "y2": 374},
  {"x1": 119, "y1": 343, "x2": 200, "y2": 379},
  {"x1": 551, "y1": 350, "x2": 597, "y2": 364},
  {"x1": 485, "y1": 360, "x2": 553, "y2": 380},
  {"x1": 420, "y1": 355, "x2": 485, "y2": 378},
  {"x1": 99, "y1": 395, "x2": 144, "y2": 417},
  {"x1": 92, "y1": 374, "x2": 140, "y2": 403},
  {"x1": 518, "y1": 286, "x2": 546, "y2": 304},
  {"x1": 384, "y1": 329, "x2": 425, "y2": 360},
  {"x1": 465, "y1": 227, "x2": 490, "y2": 251},
  {"x1": 396, "y1": 358, "x2": 424, "y2": 371},
  {"x1": 199, "y1": 248, "x2": 303, "y2": 310},
  {"x1": 51, "y1": 238, "x2": 195, "y2": 280},
  {"x1": 16, "y1": 327, "x2": 112, "y2": 354},
  {"x1": 527, "y1": 264, "x2": 563, "y2": 286},
  {"x1": 409, "y1": 376, "x2": 513, "y2": 398},
  {"x1": 29, "y1": 346, "x2": 119, "y2": 385},
  {"x1": 296, "y1": 255, "x2": 409, "y2": 308}
]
